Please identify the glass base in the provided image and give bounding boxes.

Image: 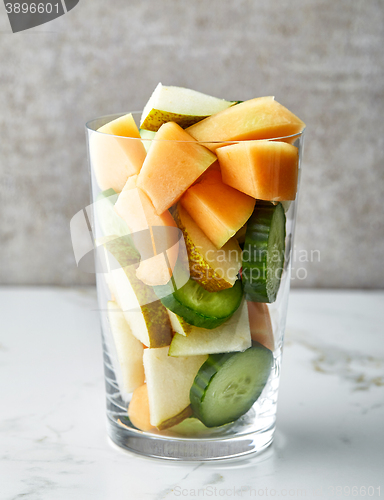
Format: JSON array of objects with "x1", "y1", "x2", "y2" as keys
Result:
[
  {"x1": 102, "y1": 328, "x2": 280, "y2": 461},
  {"x1": 107, "y1": 416, "x2": 276, "y2": 461}
]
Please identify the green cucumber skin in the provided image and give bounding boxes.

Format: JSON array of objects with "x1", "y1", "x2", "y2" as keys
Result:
[
  {"x1": 242, "y1": 202, "x2": 286, "y2": 303},
  {"x1": 190, "y1": 353, "x2": 233, "y2": 421},
  {"x1": 190, "y1": 344, "x2": 273, "y2": 428},
  {"x1": 159, "y1": 279, "x2": 243, "y2": 330},
  {"x1": 160, "y1": 294, "x2": 233, "y2": 329}
]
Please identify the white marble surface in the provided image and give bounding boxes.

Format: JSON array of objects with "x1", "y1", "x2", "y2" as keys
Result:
[{"x1": 0, "y1": 288, "x2": 383, "y2": 499}]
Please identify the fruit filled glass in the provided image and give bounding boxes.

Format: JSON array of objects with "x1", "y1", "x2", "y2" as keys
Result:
[{"x1": 85, "y1": 85, "x2": 305, "y2": 460}]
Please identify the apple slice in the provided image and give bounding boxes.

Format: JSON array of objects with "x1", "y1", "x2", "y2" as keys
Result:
[
  {"x1": 143, "y1": 346, "x2": 207, "y2": 428},
  {"x1": 104, "y1": 236, "x2": 172, "y2": 348},
  {"x1": 114, "y1": 175, "x2": 181, "y2": 287},
  {"x1": 247, "y1": 302, "x2": 274, "y2": 351},
  {"x1": 90, "y1": 113, "x2": 146, "y2": 192},
  {"x1": 107, "y1": 301, "x2": 145, "y2": 393},
  {"x1": 140, "y1": 83, "x2": 237, "y2": 132},
  {"x1": 168, "y1": 300, "x2": 251, "y2": 357},
  {"x1": 174, "y1": 203, "x2": 241, "y2": 292}
]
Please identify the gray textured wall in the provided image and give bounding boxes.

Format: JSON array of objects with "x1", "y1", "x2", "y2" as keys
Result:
[{"x1": 0, "y1": 0, "x2": 383, "y2": 287}]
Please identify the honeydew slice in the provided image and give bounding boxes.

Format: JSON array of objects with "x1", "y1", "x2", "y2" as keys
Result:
[
  {"x1": 143, "y1": 346, "x2": 207, "y2": 428},
  {"x1": 103, "y1": 236, "x2": 172, "y2": 348},
  {"x1": 140, "y1": 83, "x2": 236, "y2": 132},
  {"x1": 174, "y1": 204, "x2": 241, "y2": 292},
  {"x1": 96, "y1": 188, "x2": 130, "y2": 238},
  {"x1": 90, "y1": 113, "x2": 146, "y2": 192},
  {"x1": 281, "y1": 201, "x2": 292, "y2": 213},
  {"x1": 186, "y1": 97, "x2": 305, "y2": 152},
  {"x1": 168, "y1": 310, "x2": 193, "y2": 337},
  {"x1": 107, "y1": 301, "x2": 145, "y2": 393},
  {"x1": 139, "y1": 128, "x2": 156, "y2": 152},
  {"x1": 168, "y1": 300, "x2": 251, "y2": 357}
]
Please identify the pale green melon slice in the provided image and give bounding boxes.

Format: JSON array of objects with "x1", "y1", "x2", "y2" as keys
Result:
[
  {"x1": 168, "y1": 310, "x2": 193, "y2": 337},
  {"x1": 140, "y1": 83, "x2": 237, "y2": 131},
  {"x1": 107, "y1": 301, "x2": 145, "y2": 393},
  {"x1": 96, "y1": 188, "x2": 130, "y2": 238},
  {"x1": 143, "y1": 346, "x2": 207, "y2": 428},
  {"x1": 168, "y1": 299, "x2": 251, "y2": 357},
  {"x1": 139, "y1": 128, "x2": 156, "y2": 152}
]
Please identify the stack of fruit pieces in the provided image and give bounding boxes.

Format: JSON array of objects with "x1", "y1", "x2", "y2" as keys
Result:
[{"x1": 92, "y1": 83, "x2": 305, "y2": 431}]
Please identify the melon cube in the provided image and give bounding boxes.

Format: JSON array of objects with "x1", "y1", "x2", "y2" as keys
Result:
[
  {"x1": 90, "y1": 113, "x2": 146, "y2": 192},
  {"x1": 136, "y1": 122, "x2": 217, "y2": 215},
  {"x1": 186, "y1": 97, "x2": 305, "y2": 152},
  {"x1": 248, "y1": 302, "x2": 274, "y2": 352},
  {"x1": 114, "y1": 175, "x2": 180, "y2": 286},
  {"x1": 180, "y1": 169, "x2": 255, "y2": 249},
  {"x1": 217, "y1": 140, "x2": 299, "y2": 201}
]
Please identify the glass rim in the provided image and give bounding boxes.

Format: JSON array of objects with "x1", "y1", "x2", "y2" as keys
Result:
[{"x1": 86, "y1": 111, "x2": 306, "y2": 144}]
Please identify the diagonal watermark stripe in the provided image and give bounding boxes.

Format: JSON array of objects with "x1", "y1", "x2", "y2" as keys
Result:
[
  {"x1": 70, "y1": 192, "x2": 191, "y2": 308},
  {"x1": 63, "y1": 0, "x2": 79, "y2": 12}
]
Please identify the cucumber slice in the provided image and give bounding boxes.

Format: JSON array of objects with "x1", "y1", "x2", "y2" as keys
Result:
[
  {"x1": 168, "y1": 300, "x2": 251, "y2": 357},
  {"x1": 159, "y1": 279, "x2": 243, "y2": 330},
  {"x1": 242, "y1": 202, "x2": 286, "y2": 303},
  {"x1": 190, "y1": 343, "x2": 273, "y2": 427}
]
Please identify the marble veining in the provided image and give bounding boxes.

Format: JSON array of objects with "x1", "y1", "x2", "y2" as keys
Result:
[
  {"x1": 0, "y1": 288, "x2": 383, "y2": 499},
  {"x1": 288, "y1": 332, "x2": 384, "y2": 391}
]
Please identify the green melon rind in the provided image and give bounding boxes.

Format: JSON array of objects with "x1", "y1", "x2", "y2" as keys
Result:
[
  {"x1": 242, "y1": 202, "x2": 286, "y2": 303},
  {"x1": 173, "y1": 206, "x2": 241, "y2": 292},
  {"x1": 141, "y1": 105, "x2": 240, "y2": 132},
  {"x1": 140, "y1": 84, "x2": 238, "y2": 132},
  {"x1": 141, "y1": 110, "x2": 213, "y2": 132},
  {"x1": 190, "y1": 344, "x2": 273, "y2": 427},
  {"x1": 105, "y1": 236, "x2": 172, "y2": 348}
]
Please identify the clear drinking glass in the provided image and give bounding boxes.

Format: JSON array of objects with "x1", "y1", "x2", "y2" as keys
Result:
[{"x1": 83, "y1": 112, "x2": 305, "y2": 460}]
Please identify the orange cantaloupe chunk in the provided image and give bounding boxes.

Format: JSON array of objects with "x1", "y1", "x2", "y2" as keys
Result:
[
  {"x1": 247, "y1": 302, "x2": 274, "y2": 352},
  {"x1": 137, "y1": 122, "x2": 217, "y2": 215},
  {"x1": 114, "y1": 175, "x2": 179, "y2": 286},
  {"x1": 186, "y1": 97, "x2": 305, "y2": 152},
  {"x1": 90, "y1": 113, "x2": 146, "y2": 192},
  {"x1": 180, "y1": 169, "x2": 255, "y2": 249},
  {"x1": 128, "y1": 384, "x2": 155, "y2": 432},
  {"x1": 217, "y1": 140, "x2": 299, "y2": 201}
]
